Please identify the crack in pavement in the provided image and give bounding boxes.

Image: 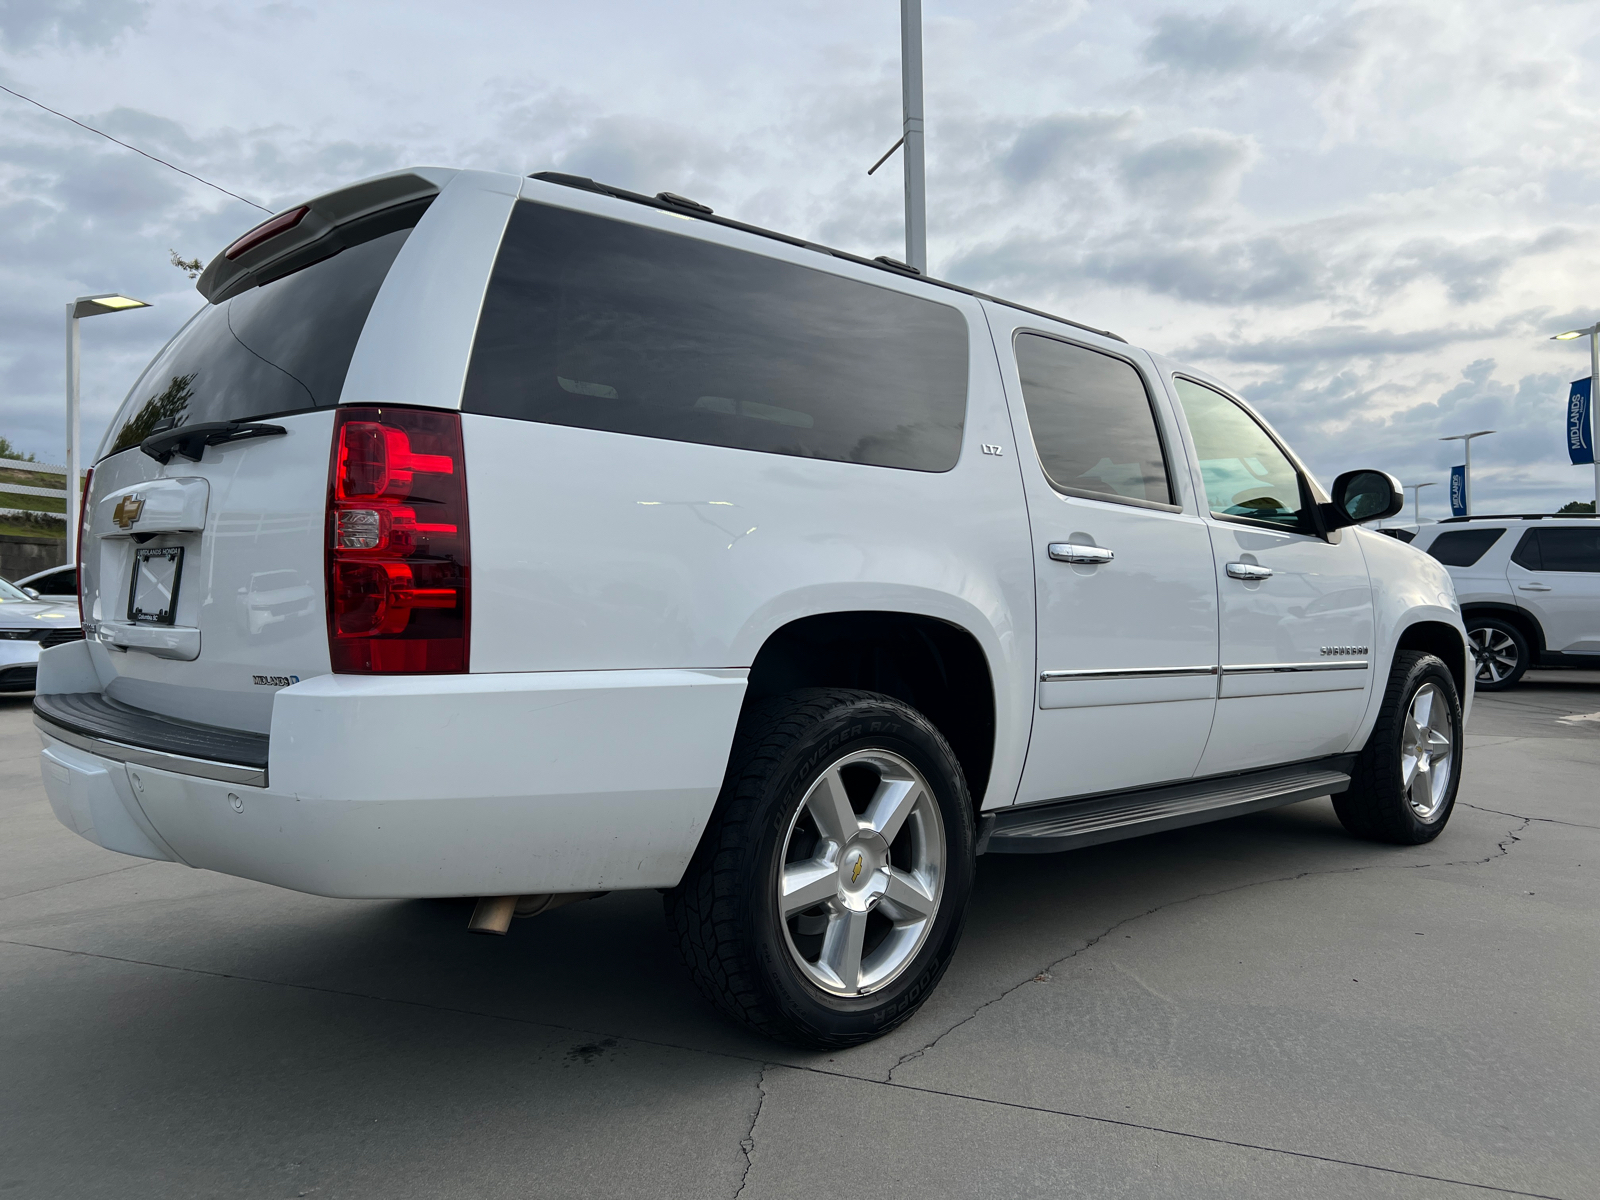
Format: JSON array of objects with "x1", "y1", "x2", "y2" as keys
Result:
[
  {"x1": 1461, "y1": 802, "x2": 1600, "y2": 831},
  {"x1": 0, "y1": 860, "x2": 152, "y2": 903},
  {"x1": 882, "y1": 813, "x2": 1532, "y2": 1084},
  {"x1": 732, "y1": 1063, "x2": 770, "y2": 1199}
]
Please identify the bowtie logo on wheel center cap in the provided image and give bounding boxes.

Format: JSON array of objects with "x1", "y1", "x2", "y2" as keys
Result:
[{"x1": 838, "y1": 833, "x2": 891, "y2": 911}]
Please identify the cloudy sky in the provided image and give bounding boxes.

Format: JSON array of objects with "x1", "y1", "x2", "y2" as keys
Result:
[{"x1": 3, "y1": 0, "x2": 1598, "y2": 517}]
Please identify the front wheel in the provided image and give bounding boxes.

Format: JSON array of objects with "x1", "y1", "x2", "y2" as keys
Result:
[
  {"x1": 1334, "y1": 651, "x2": 1463, "y2": 844},
  {"x1": 665, "y1": 688, "x2": 976, "y2": 1048}
]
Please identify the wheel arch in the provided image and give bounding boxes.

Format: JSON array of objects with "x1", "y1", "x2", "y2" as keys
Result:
[
  {"x1": 1392, "y1": 619, "x2": 1469, "y2": 699},
  {"x1": 1461, "y1": 602, "x2": 1545, "y2": 655},
  {"x1": 741, "y1": 610, "x2": 998, "y2": 815}
]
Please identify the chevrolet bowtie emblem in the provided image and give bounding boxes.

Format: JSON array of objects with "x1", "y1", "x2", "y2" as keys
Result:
[
  {"x1": 851, "y1": 855, "x2": 862, "y2": 884},
  {"x1": 112, "y1": 493, "x2": 145, "y2": 529}
]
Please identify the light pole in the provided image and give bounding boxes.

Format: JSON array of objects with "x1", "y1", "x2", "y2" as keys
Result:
[
  {"x1": 1439, "y1": 430, "x2": 1495, "y2": 517},
  {"x1": 866, "y1": 1, "x2": 928, "y2": 274},
  {"x1": 67, "y1": 294, "x2": 149, "y2": 558},
  {"x1": 899, "y1": 0, "x2": 926, "y2": 274},
  {"x1": 1551, "y1": 323, "x2": 1600, "y2": 509},
  {"x1": 1404, "y1": 481, "x2": 1437, "y2": 526}
]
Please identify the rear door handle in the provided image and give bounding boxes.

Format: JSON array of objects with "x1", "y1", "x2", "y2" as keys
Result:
[
  {"x1": 1048, "y1": 543, "x2": 1114, "y2": 565},
  {"x1": 1225, "y1": 562, "x2": 1273, "y2": 581},
  {"x1": 1516, "y1": 583, "x2": 1551, "y2": 592}
]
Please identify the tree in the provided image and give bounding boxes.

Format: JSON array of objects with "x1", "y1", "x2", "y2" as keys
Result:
[
  {"x1": 170, "y1": 250, "x2": 204, "y2": 280},
  {"x1": 1557, "y1": 500, "x2": 1596, "y2": 514},
  {"x1": 109, "y1": 373, "x2": 197, "y2": 455},
  {"x1": 0, "y1": 437, "x2": 36, "y2": 462}
]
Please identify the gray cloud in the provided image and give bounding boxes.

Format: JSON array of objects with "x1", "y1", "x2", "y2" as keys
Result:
[
  {"x1": 1141, "y1": 7, "x2": 1365, "y2": 81},
  {"x1": 1120, "y1": 131, "x2": 1254, "y2": 208},
  {"x1": 1000, "y1": 110, "x2": 1135, "y2": 186},
  {"x1": 0, "y1": 0, "x2": 146, "y2": 52}
]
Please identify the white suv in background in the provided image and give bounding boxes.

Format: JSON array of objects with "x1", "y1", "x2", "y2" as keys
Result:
[
  {"x1": 1411, "y1": 516, "x2": 1600, "y2": 689},
  {"x1": 36, "y1": 167, "x2": 1470, "y2": 1047}
]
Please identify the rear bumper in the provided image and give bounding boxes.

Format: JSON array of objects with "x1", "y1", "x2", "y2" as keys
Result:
[{"x1": 36, "y1": 649, "x2": 748, "y2": 898}]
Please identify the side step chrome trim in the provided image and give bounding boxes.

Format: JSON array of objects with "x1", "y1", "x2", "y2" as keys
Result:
[
  {"x1": 35, "y1": 715, "x2": 268, "y2": 787},
  {"x1": 984, "y1": 757, "x2": 1355, "y2": 855}
]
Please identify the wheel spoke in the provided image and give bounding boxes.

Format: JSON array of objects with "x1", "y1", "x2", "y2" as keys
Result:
[
  {"x1": 880, "y1": 867, "x2": 935, "y2": 921},
  {"x1": 1412, "y1": 686, "x2": 1434, "y2": 729},
  {"x1": 863, "y1": 777, "x2": 923, "y2": 843},
  {"x1": 1408, "y1": 756, "x2": 1432, "y2": 809},
  {"x1": 806, "y1": 768, "x2": 860, "y2": 844},
  {"x1": 818, "y1": 907, "x2": 868, "y2": 992},
  {"x1": 781, "y1": 859, "x2": 839, "y2": 917}
]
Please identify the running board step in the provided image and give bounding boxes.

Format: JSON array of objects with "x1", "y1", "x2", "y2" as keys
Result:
[{"x1": 983, "y1": 758, "x2": 1355, "y2": 855}]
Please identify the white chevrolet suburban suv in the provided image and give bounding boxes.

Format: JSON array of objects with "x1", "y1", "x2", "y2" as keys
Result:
[
  {"x1": 1410, "y1": 515, "x2": 1600, "y2": 690},
  {"x1": 36, "y1": 168, "x2": 1470, "y2": 1047}
]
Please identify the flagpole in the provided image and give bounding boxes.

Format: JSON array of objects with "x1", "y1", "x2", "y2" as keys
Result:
[{"x1": 1591, "y1": 327, "x2": 1599, "y2": 507}]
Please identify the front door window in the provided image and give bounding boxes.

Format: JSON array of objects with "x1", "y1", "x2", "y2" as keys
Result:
[{"x1": 1173, "y1": 377, "x2": 1305, "y2": 530}]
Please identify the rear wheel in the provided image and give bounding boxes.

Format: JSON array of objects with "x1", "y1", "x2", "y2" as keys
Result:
[
  {"x1": 1334, "y1": 651, "x2": 1462, "y2": 844},
  {"x1": 1466, "y1": 616, "x2": 1529, "y2": 691},
  {"x1": 665, "y1": 688, "x2": 976, "y2": 1048}
]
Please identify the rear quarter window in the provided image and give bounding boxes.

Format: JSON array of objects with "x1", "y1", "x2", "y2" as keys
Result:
[
  {"x1": 1426, "y1": 528, "x2": 1505, "y2": 567},
  {"x1": 1533, "y1": 526, "x2": 1600, "y2": 572},
  {"x1": 461, "y1": 202, "x2": 969, "y2": 472},
  {"x1": 100, "y1": 227, "x2": 413, "y2": 459}
]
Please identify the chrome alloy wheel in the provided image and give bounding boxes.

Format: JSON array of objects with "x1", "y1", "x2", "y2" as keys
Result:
[
  {"x1": 1401, "y1": 682, "x2": 1455, "y2": 821},
  {"x1": 1469, "y1": 626, "x2": 1519, "y2": 684},
  {"x1": 777, "y1": 749, "x2": 946, "y2": 997}
]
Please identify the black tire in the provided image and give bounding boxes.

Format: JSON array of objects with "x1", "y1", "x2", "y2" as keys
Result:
[
  {"x1": 1466, "y1": 616, "x2": 1530, "y2": 691},
  {"x1": 1334, "y1": 651, "x2": 1463, "y2": 845},
  {"x1": 664, "y1": 688, "x2": 976, "y2": 1048}
]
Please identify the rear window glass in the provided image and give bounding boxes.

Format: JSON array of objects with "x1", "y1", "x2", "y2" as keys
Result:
[
  {"x1": 100, "y1": 227, "x2": 412, "y2": 459},
  {"x1": 1013, "y1": 334, "x2": 1171, "y2": 506},
  {"x1": 1534, "y1": 526, "x2": 1600, "y2": 572},
  {"x1": 461, "y1": 202, "x2": 969, "y2": 472},
  {"x1": 1427, "y1": 528, "x2": 1504, "y2": 567}
]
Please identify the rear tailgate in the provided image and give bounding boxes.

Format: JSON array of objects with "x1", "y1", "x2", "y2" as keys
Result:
[{"x1": 83, "y1": 417, "x2": 332, "y2": 734}]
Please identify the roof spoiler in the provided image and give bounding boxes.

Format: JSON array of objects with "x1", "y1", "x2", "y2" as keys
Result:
[{"x1": 196, "y1": 168, "x2": 456, "y2": 304}]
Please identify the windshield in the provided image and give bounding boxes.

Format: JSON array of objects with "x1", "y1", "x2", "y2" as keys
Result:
[{"x1": 99, "y1": 226, "x2": 413, "y2": 460}]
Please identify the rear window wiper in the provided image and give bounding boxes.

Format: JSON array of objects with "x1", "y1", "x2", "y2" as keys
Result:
[{"x1": 140, "y1": 420, "x2": 287, "y2": 464}]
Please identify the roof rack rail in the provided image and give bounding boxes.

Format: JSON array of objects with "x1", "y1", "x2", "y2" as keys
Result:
[
  {"x1": 526, "y1": 171, "x2": 1126, "y2": 344},
  {"x1": 1436, "y1": 513, "x2": 1598, "y2": 522}
]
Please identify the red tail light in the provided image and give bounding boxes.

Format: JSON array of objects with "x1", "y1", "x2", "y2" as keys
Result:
[
  {"x1": 326, "y1": 408, "x2": 469, "y2": 673},
  {"x1": 75, "y1": 467, "x2": 93, "y2": 626}
]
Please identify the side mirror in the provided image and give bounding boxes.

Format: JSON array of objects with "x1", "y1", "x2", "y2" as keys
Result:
[
  {"x1": 1325, "y1": 470, "x2": 1404, "y2": 530},
  {"x1": 23, "y1": 588, "x2": 40, "y2": 600}
]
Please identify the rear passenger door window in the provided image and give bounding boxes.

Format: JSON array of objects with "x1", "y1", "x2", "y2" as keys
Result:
[
  {"x1": 1012, "y1": 335, "x2": 1173, "y2": 507},
  {"x1": 462, "y1": 202, "x2": 969, "y2": 472},
  {"x1": 1535, "y1": 527, "x2": 1600, "y2": 572},
  {"x1": 1427, "y1": 529, "x2": 1505, "y2": 567}
]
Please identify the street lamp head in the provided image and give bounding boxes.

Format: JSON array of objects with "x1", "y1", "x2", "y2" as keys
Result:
[
  {"x1": 1439, "y1": 430, "x2": 1495, "y2": 441},
  {"x1": 71, "y1": 293, "x2": 150, "y2": 319},
  {"x1": 1553, "y1": 330, "x2": 1586, "y2": 340}
]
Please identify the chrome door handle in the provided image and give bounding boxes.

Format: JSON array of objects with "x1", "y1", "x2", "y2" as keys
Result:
[
  {"x1": 1225, "y1": 562, "x2": 1273, "y2": 581},
  {"x1": 1517, "y1": 583, "x2": 1551, "y2": 591},
  {"x1": 1048, "y1": 543, "x2": 1114, "y2": 565}
]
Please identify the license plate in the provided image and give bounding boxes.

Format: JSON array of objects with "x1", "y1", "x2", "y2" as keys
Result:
[{"x1": 128, "y1": 546, "x2": 184, "y2": 625}]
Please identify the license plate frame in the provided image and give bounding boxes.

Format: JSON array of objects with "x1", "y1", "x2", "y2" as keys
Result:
[{"x1": 128, "y1": 546, "x2": 184, "y2": 625}]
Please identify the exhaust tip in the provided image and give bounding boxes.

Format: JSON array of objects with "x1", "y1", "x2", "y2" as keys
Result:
[{"x1": 467, "y1": 895, "x2": 518, "y2": 935}]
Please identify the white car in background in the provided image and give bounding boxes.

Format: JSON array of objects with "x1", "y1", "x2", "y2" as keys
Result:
[
  {"x1": 0, "y1": 576, "x2": 82, "y2": 692},
  {"x1": 1411, "y1": 515, "x2": 1600, "y2": 689},
  {"x1": 35, "y1": 167, "x2": 1472, "y2": 1047}
]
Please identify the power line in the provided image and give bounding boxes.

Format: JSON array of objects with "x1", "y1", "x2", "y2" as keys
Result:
[{"x1": 0, "y1": 82, "x2": 270, "y2": 213}]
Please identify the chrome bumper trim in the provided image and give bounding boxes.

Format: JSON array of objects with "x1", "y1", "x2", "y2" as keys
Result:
[{"x1": 34, "y1": 713, "x2": 267, "y2": 787}]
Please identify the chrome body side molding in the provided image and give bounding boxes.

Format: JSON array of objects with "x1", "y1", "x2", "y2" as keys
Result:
[{"x1": 1039, "y1": 665, "x2": 1217, "y2": 682}]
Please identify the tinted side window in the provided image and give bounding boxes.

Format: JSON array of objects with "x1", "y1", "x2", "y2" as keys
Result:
[
  {"x1": 102, "y1": 228, "x2": 413, "y2": 458},
  {"x1": 1427, "y1": 528, "x2": 1504, "y2": 567},
  {"x1": 1012, "y1": 335, "x2": 1172, "y2": 506},
  {"x1": 462, "y1": 203, "x2": 969, "y2": 472},
  {"x1": 1173, "y1": 378, "x2": 1305, "y2": 529},
  {"x1": 1536, "y1": 527, "x2": 1600, "y2": 572}
]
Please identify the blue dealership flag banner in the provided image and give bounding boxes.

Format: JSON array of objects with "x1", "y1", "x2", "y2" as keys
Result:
[
  {"x1": 1568, "y1": 378, "x2": 1595, "y2": 465},
  {"x1": 1450, "y1": 465, "x2": 1467, "y2": 516}
]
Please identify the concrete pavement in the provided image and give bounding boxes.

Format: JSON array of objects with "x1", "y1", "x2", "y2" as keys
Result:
[{"x1": 2, "y1": 674, "x2": 1596, "y2": 1199}]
